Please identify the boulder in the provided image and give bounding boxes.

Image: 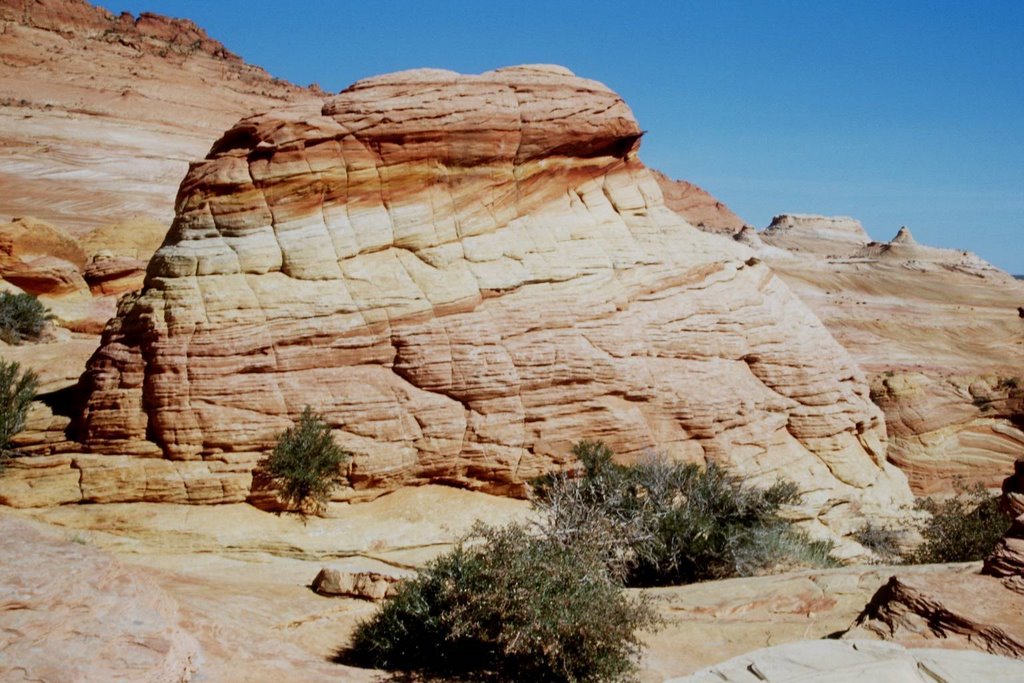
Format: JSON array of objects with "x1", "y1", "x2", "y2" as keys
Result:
[{"x1": 312, "y1": 564, "x2": 413, "y2": 600}]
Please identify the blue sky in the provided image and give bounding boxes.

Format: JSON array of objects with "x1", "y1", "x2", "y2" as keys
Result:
[{"x1": 96, "y1": 1, "x2": 1024, "y2": 273}]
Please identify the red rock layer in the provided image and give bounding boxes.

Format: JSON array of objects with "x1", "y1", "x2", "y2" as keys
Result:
[{"x1": 651, "y1": 169, "x2": 747, "y2": 235}]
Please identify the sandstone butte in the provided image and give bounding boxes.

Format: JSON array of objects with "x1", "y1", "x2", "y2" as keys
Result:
[{"x1": 44, "y1": 64, "x2": 910, "y2": 545}]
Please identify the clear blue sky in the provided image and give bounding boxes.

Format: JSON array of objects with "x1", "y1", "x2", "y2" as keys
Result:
[{"x1": 96, "y1": 1, "x2": 1024, "y2": 273}]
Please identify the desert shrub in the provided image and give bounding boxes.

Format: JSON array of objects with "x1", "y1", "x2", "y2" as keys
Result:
[
  {"x1": 0, "y1": 360, "x2": 39, "y2": 471},
  {"x1": 853, "y1": 522, "x2": 905, "y2": 563},
  {"x1": 907, "y1": 482, "x2": 1011, "y2": 564},
  {"x1": 258, "y1": 406, "x2": 348, "y2": 513},
  {"x1": 533, "y1": 440, "x2": 837, "y2": 586},
  {"x1": 345, "y1": 522, "x2": 657, "y2": 682},
  {"x1": 0, "y1": 292, "x2": 52, "y2": 344}
]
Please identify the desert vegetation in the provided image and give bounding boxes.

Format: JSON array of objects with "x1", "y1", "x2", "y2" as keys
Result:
[
  {"x1": 533, "y1": 441, "x2": 838, "y2": 586},
  {"x1": 0, "y1": 291, "x2": 52, "y2": 344},
  {"x1": 0, "y1": 359, "x2": 39, "y2": 472},
  {"x1": 852, "y1": 481, "x2": 1012, "y2": 565},
  {"x1": 346, "y1": 522, "x2": 657, "y2": 682},
  {"x1": 908, "y1": 482, "x2": 1012, "y2": 564},
  {"x1": 345, "y1": 441, "x2": 843, "y2": 681},
  {"x1": 257, "y1": 406, "x2": 349, "y2": 514}
]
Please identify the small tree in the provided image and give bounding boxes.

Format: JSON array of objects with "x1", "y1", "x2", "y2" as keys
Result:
[
  {"x1": 345, "y1": 523, "x2": 658, "y2": 682},
  {"x1": 0, "y1": 292, "x2": 53, "y2": 344},
  {"x1": 259, "y1": 406, "x2": 348, "y2": 513},
  {"x1": 0, "y1": 360, "x2": 39, "y2": 472}
]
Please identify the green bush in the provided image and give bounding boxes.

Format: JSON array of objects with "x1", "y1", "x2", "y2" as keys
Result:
[
  {"x1": 345, "y1": 523, "x2": 657, "y2": 682},
  {"x1": 0, "y1": 292, "x2": 52, "y2": 344},
  {"x1": 907, "y1": 482, "x2": 1011, "y2": 564},
  {"x1": 533, "y1": 441, "x2": 837, "y2": 586},
  {"x1": 0, "y1": 360, "x2": 39, "y2": 471},
  {"x1": 258, "y1": 406, "x2": 348, "y2": 513}
]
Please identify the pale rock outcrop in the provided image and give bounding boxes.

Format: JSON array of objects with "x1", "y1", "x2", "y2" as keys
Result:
[
  {"x1": 667, "y1": 640, "x2": 1024, "y2": 683},
  {"x1": 761, "y1": 214, "x2": 871, "y2": 257},
  {"x1": 73, "y1": 66, "x2": 911, "y2": 537},
  {"x1": 0, "y1": 516, "x2": 199, "y2": 682}
]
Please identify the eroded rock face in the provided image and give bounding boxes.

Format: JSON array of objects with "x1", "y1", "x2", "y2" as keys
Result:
[
  {"x1": 844, "y1": 572, "x2": 1024, "y2": 657},
  {"x1": 74, "y1": 66, "x2": 910, "y2": 533}
]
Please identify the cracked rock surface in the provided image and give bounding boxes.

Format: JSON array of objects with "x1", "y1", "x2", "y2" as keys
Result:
[{"x1": 66, "y1": 65, "x2": 913, "y2": 536}]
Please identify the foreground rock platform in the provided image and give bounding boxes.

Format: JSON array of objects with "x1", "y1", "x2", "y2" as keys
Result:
[
  {"x1": 667, "y1": 639, "x2": 1024, "y2": 682},
  {"x1": 0, "y1": 515, "x2": 198, "y2": 682},
  {"x1": 72, "y1": 65, "x2": 911, "y2": 540}
]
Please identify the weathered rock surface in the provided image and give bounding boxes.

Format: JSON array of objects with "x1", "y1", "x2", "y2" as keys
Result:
[
  {"x1": 667, "y1": 639, "x2": 1024, "y2": 682},
  {"x1": 843, "y1": 570, "x2": 1024, "y2": 657},
  {"x1": 651, "y1": 169, "x2": 748, "y2": 235},
  {"x1": 0, "y1": 0, "x2": 318, "y2": 237},
  {"x1": 83, "y1": 250, "x2": 148, "y2": 295},
  {"x1": 72, "y1": 65, "x2": 911, "y2": 538},
  {"x1": 729, "y1": 215, "x2": 1024, "y2": 493},
  {"x1": 0, "y1": 515, "x2": 199, "y2": 682},
  {"x1": 7, "y1": 497, "x2": 1007, "y2": 682}
]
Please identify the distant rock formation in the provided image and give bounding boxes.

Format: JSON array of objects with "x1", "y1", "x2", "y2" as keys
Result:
[
  {"x1": 650, "y1": 170, "x2": 748, "y2": 235},
  {"x1": 65, "y1": 66, "x2": 911, "y2": 535},
  {"x1": 693, "y1": 214, "x2": 1024, "y2": 494},
  {"x1": 761, "y1": 214, "x2": 871, "y2": 256}
]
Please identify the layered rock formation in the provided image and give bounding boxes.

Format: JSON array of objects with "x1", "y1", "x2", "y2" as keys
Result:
[
  {"x1": 733, "y1": 216, "x2": 1024, "y2": 493},
  {"x1": 66, "y1": 65, "x2": 912, "y2": 536},
  {"x1": 0, "y1": 0, "x2": 318, "y2": 236}
]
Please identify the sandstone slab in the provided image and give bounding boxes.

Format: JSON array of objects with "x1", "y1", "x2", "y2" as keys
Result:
[
  {"x1": 667, "y1": 639, "x2": 1024, "y2": 683},
  {"x1": 0, "y1": 515, "x2": 198, "y2": 682}
]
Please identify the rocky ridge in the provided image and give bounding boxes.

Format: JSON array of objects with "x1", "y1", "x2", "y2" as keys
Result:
[
  {"x1": 55, "y1": 65, "x2": 914, "y2": 542},
  {"x1": 731, "y1": 215, "x2": 1024, "y2": 492}
]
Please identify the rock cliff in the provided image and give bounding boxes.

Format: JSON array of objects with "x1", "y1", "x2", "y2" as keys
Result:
[{"x1": 70, "y1": 65, "x2": 911, "y2": 535}]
